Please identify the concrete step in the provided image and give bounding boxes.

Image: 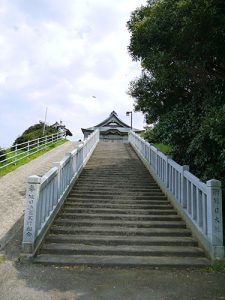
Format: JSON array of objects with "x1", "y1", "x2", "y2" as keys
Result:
[
  {"x1": 54, "y1": 218, "x2": 186, "y2": 228},
  {"x1": 61, "y1": 207, "x2": 177, "y2": 215},
  {"x1": 80, "y1": 172, "x2": 151, "y2": 177},
  {"x1": 74, "y1": 183, "x2": 159, "y2": 188},
  {"x1": 59, "y1": 212, "x2": 182, "y2": 221},
  {"x1": 40, "y1": 243, "x2": 205, "y2": 257},
  {"x1": 78, "y1": 175, "x2": 154, "y2": 186},
  {"x1": 82, "y1": 168, "x2": 149, "y2": 172},
  {"x1": 64, "y1": 202, "x2": 172, "y2": 210},
  {"x1": 77, "y1": 176, "x2": 155, "y2": 181},
  {"x1": 66, "y1": 199, "x2": 170, "y2": 205},
  {"x1": 50, "y1": 225, "x2": 192, "y2": 237},
  {"x1": 45, "y1": 234, "x2": 198, "y2": 246},
  {"x1": 69, "y1": 190, "x2": 164, "y2": 196},
  {"x1": 33, "y1": 254, "x2": 210, "y2": 268},
  {"x1": 67, "y1": 194, "x2": 168, "y2": 200},
  {"x1": 71, "y1": 187, "x2": 160, "y2": 192},
  {"x1": 79, "y1": 176, "x2": 151, "y2": 180}
]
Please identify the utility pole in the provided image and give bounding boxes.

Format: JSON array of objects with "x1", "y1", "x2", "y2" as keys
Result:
[{"x1": 42, "y1": 107, "x2": 48, "y2": 135}]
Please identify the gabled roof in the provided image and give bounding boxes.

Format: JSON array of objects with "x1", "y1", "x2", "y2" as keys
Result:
[
  {"x1": 95, "y1": 111, "x2": 130, "y2": 128},
  {"x1": 81, "y1": 111, "x2": 143, "y2": 134}
]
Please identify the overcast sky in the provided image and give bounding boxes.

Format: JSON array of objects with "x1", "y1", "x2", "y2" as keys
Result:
[{"x1": 0, "y1": 0, "x2": 146, "y2": 147}]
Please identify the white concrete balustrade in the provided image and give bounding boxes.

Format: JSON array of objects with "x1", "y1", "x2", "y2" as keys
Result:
[
  {"x1": 22, "y1": 128, "x2": 223, "y2": 259},
  {"x1": 129, "y1": 131, "x2": 224, "y2": 259},
  {"x1": 22, "y1": 130, "x2": 99, "y2": 253}
]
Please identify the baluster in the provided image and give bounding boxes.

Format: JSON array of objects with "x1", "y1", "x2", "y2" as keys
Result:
[
  {"x1": 202, "y1": 194, "x2": 207, "y2": 235},
  {"x1": 180, "y1": 166, "x2": 189, "y2": 208},
  {"x1": 197, "y1": 189, "x2": 203, "y2": 229}
]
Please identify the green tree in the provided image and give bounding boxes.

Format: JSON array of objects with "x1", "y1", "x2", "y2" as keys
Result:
[
  {"x1": 127, "y1": 0, "x2": 225, "y2": 184},
  {"x1": 13, "y1": 123, "x2": 57, "y2": 150}
]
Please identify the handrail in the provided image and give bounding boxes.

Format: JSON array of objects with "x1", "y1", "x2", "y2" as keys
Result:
[
  {"x1": 0, "y1": 132, "x2": 66, "y2": 170},
  {"x1": 129, "y1": 131, "x2": 224, "y2": 259},
  {"x1": 22, "y1": 129, "x2": 100, "y2": 253}
]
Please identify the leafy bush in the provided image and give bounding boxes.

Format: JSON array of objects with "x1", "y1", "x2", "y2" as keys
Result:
[
  {"x1": 12, "y1": 123, "x2": 58, "y2": 150},
  {"x1": 0, "y1": 148, "x2": 6, "y2": 163},
  {"x1": 140, "y1": 128, "x2": 157, "y2": 143}
]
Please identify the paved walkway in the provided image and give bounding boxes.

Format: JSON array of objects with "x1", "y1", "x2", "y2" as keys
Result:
[
  {"x1": 0, "y1": 141, "x2": 224, "y2": 300},
  {"x1": 0, "y1": 260, "x2": 225, "y2": 300},
  {"x1": 0, "y1": 141, "x2": 79, "y2": 249}
]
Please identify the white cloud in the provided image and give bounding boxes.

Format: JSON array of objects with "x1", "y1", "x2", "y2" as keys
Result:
[{"x1": 0, "y1": 0, "x2": 147, "y2": 147}]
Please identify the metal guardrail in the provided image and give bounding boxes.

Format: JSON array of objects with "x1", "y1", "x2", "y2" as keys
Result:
[
  {"x1": 129, "y1": 131, "x2": 224, "y2": 259},
  {"x1": 0, "y1": 132, "x2": 66, "y2": 170},
  {"x1": 22, "y1": 129, "x2": 100, "y2": 253}
]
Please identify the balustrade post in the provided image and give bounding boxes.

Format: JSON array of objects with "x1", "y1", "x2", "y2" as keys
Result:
[
  {"x1": 27, "y1": 140, "x2": 30, "y2": 153},
  {"x1": 14, "y1": 144, "x2": 18, "y2": 165},
  {"x1": 52, "y1": 162, "x2": 62, "y2": 200},
  {"x1": 206, "y1": 179, "x2": 224, "y2": 258},
  {"x1": 180, "y1": 165, "x2": 189, "y2": 207},
  {"x1": 22, "y1": 175, "x2": 41, "y2": 253},
  {"x1": 156, "y1": 148, "x2": 159, "y2": 175},
  {"x1": 65, "y1": 152, "x2": 73, "y2": 183},
  {"x1": 165, "y1": 156, "x2": 170, "y2": 188}
]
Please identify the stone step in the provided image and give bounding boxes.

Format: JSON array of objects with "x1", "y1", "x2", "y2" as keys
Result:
[
  {"x1": 59, "y1": 212, "x2": 182, "y2": 221},
  {"x1": 81, "y1": 172, "x2": 151, "y2": 176},
  {"x1": 77, "y1": 179, "x2": 155, "y2": 184},
  {"x1": 62, "y1": 207, "x2": 177, "y2": 215},
  {"x1": 64, "y1": 202, "x2": 172, "y2": 210},
  {"x1": 77, "y1": 176, "x2": 154, "y2": 181},
  {"x1": 66, "y1": 199, "x2": 170, "y2": 205},
  {"x1": 79, "y1": 175, "x2": 151, "y2": 180},
  {"x1": 68, "y1": 194, "x2": 168, "y2": 200},
  {"x1": 54, "y1": 218, "x2": 186, "y2": 228},
  {"x1": 74, "y1": 183, "x2": 158, "y2": 188},
  {"x1": 40, "y1": 243, "x2": 205, "y2": 257},
  {"x1": 33, "y1": 255, "x2": 210, "y2": 268},
  {"x1": 83, "y1": 169, "x2": 147, "y2": 172},
  {"x1": 72, "y1": 187, "x2": 160, "y2": 192},
  {"x1": 50, "y1": 226, "x2": 191, "y2": 237},
  {"x1": 69, "y1": 190, "x2": 163, "y2": 196},
  {"x1": 45, "y1": 234, "x2": 198, "y2": 246}
]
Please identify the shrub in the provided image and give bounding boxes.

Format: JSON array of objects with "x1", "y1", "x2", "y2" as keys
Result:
[{"x1": 0, "y1": 148, "x2": 6, "y2": 163}]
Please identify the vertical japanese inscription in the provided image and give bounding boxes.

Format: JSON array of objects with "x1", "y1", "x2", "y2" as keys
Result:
[
  {"x1": 213, "y1": 189, "x2": 221, "y2": 234},
  {"x1": 23, "y1": 183, "x2": 36, "y2": 243}
]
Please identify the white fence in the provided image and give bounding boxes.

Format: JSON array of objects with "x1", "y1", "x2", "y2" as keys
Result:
[
  {"x1": 0, "y1": 132, "x2": 65, "y2": 170},
  {"x1": 22, "y1": 129, "x2": 100, "y2": 253},
  {"x1": 129, "y1": 131, "x2": 224, "y2": 259}
]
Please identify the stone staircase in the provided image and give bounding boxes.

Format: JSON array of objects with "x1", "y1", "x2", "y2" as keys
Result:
[{"x1": 33, "y1": 142, "x2": 210, "y2": 267}]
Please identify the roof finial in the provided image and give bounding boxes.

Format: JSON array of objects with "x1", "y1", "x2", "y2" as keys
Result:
[{"x1": 110, "y1": 111, "x2": 118, "y2": 116}]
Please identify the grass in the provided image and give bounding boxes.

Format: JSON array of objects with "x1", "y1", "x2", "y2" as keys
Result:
[
  {"x1": 0, "y1": 139, "x2": 67, "y2": 177},
  {"x1": 206, "y1": 260, "x2": 225, "y2": 273},
  {"x1": 153, "y1": 143, "x2": 172, "y2": 155},
  {"x1": 0, "y1": 256, "x2": 6, "y2": 264}
]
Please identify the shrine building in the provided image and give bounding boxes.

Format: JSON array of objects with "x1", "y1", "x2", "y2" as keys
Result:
[{"x1": 81, "y1": 111, "x2": 143, "y2": 142}]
